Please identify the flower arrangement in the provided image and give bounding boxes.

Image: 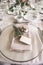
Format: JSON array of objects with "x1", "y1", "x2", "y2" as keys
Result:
[
  {"x1": 8, "y1": 0, "x2": 35, "y2": 15},
  {"x1": 15, "y1": 0, "x2": 29, "y2": 7},
  {"x1": 9, "y1": 0, "x2": 29, "y2": 12}
]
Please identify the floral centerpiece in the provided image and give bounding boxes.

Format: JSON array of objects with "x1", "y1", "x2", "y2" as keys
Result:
[
  {"x1": 15, "y1": 0, "x2": 29, "y2": 7},
  {"x1": 8, "y1": 0, "x2": 35, "y2": 15}
]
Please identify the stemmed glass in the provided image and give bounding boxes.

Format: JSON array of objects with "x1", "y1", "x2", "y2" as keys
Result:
[
  {"x1": 0, "y1": 0, "x2": 4, "y2": 21},
  {"x1": 0, "y1": 0, "x2": 11, "y2": 20}
]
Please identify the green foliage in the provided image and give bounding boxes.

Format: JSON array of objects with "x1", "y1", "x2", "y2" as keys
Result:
[
  {"x1": 9, "y1": 6, "x2": 14, "y2": 12},
  {"x1": 13, "y1": 26, "x2": 26, "y2": 37},
  {"x1": 9, "y1": 0, "x2": 35, "y2": 14},
  {"x1": 15, "y1": 0, "x2": 29, "y2": 7}
]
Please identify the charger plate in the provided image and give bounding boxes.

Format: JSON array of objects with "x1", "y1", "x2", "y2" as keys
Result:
[{"x1": 0, "y1": 24, "x2": 42, "y2": 63}]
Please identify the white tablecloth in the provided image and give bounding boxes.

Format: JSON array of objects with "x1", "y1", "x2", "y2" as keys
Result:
[{"x1": 0, "y1": 1, "x2": 43, "y2": 64}]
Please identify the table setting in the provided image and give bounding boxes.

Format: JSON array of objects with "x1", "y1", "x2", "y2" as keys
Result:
[{"x1": 0, "y1": 0, "x2": 43, "y2": 64}]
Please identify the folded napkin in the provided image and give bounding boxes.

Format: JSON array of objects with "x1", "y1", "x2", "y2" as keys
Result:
[{"x1": 11, "y1": 36, "x2": 32, "y2": 52}]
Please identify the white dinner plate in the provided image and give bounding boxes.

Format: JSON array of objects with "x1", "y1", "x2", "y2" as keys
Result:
[{"x1": 0, "y1": 24, "x2": 42, "y2": 63}]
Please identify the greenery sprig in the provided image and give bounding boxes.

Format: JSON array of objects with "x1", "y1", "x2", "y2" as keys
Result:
[
  {"x1": 9, "y1": 0, "x2": 29, "y2": 12},
  {"x1": 13, "y1": 26, "x2": 26, "y2": 38}
]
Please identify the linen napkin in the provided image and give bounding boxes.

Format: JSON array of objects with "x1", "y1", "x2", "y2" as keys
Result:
[
  {"x1": 11, "y1": 37, "x2": 32, "y2": 52},
  {"x1": 10, "y1": 27, "x2": 32, "y2": 52}
]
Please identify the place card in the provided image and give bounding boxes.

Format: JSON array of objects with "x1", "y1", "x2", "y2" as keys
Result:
[{"x1": 20, "y1": 36, "x2": 31, "y2": 45}]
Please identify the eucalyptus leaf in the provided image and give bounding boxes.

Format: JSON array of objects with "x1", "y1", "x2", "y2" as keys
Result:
[
  {"x1": 9, "y1": 6, "x2": 14, "y2": 12},
  {"x1": 13, "y1": 26, "x2": 26, "y2": 37}
]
